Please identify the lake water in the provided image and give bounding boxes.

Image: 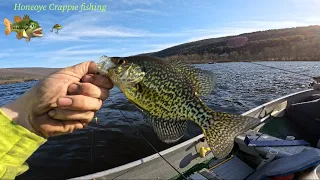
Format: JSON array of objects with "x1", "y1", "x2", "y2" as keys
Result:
[{"x1": 0, "y1": 61, "x2": 318, "y2": 180}]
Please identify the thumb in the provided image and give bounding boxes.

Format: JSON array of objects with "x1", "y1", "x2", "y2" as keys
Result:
[
  {"x1": 59, "y1": 61, "x2": 97, "y2": 79},
  {"x1": 33, "y1": 113, "x2": 84, "y2": 138}
]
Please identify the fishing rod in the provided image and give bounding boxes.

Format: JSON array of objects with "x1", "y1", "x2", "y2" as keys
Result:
[{"x1": 246, "y1": 61, "x2": 315, "y2": 79}]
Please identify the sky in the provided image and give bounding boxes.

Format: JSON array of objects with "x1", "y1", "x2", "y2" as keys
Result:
[{"x1": 0, "y1": 0, "x2": 320, "y2": 68}]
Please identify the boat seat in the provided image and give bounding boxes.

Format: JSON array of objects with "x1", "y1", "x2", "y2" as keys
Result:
[
  {"x1": 235, "y1": 130, "x2": 311, "y2": 159},
  {"x1": 246, "y1": 148, "x2": 320, "y2": 180},
  {"x1": 188, "y1": 149, "x2": 320, "y2": 180}
]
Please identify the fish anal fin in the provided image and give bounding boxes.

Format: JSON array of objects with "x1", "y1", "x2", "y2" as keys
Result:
[
  {"x1": 145, "y1": 113, "x2": 187, "y2": 143},
  {"x1": 170, "y1": 59, "x2": 216, "y2": 96},
  {"x1": 202, "y1": 112, "x2": 260, "y2": 159},
  {"x1": 14, "y1": 16, "x2": 22, "y2": 22},
  {"x1": 16, "y1": 32, "x2": 23, "y2": 39},
  {"x1": 4, "y1": 18, "x2": 12, "y2": 36}
]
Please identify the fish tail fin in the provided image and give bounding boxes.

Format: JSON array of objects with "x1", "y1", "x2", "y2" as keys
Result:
[
  {"x1": 4, "y1": 18, "x2": 12, "y2": 36},
  {"x1": 201, "y1": 112, "x2": 260, "y2": 159}
]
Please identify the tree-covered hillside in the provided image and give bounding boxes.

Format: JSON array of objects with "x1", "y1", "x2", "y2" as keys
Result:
[{"x1": 148, "y1": 25, "x2": 320, "y2": 63}]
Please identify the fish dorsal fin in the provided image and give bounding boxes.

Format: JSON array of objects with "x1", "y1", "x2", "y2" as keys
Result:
[
  {"x1": 144, "y1": 112, "x2": 187, "y2": 143},
  {"x1": 14, "y1": 16, "x2": 22, "y2": 23},
  {"x1": 170, "y1": 59, "x2": 216, "y2": 96},
  {"x1": 23, "y1": 15, "x2": 30, "y2": 20}
]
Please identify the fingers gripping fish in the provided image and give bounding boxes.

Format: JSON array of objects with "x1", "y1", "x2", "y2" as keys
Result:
[{"x1": 97, "y1": 55, "x2": 261, "y2": 159}]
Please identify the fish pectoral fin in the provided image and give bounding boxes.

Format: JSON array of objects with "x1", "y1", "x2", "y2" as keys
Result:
[
  {"x1": 14, "y1": 16, "x2": 22, "y2": 23},
  {"x1": 202, "y1": 112, "x2": 260, "y2": 159},
  {"x1": 16, "y1": 32, "x2": 23, "y2": 40},
  {"x1": 145, "y1": 113, "x2": 188, "y2": 143},
  {"x1": 26, "y1": 37, "x2": 30, "y2": 42},
  {"x1": 170, "y1": 59, "x2": 216, "y2": 96}
]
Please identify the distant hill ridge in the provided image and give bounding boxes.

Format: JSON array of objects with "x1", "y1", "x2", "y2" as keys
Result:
[{"x1": 146, "y1": 25, "x2": 320, "y2": 63}]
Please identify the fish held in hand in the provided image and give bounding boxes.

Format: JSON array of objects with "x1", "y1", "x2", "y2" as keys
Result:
[{"x1": 97, "y1": 55, "x2": 260, "y2": 159}]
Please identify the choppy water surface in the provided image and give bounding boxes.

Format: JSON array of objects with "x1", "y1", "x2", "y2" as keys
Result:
[{"x1": 0, "y1": 62, "x2": 318, "y2": 180}]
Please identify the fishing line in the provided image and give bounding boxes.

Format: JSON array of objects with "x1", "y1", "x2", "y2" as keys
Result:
[
  {"x1": 110, "y1": 98, "x2": 187, "y2": 180},
  {"x1": 246, "y1": 61, "x2": 315, "y2": 79},
  {"x1": 91, "y1": 128, "x2": 94, "y2": 173},
  {"x1": 117, "y1": 109, "x2": 188, "y2": 180}
]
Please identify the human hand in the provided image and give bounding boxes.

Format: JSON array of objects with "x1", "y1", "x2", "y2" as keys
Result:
[{"x1": 0, "y1": 61, "x2": 113, "y2": 138}]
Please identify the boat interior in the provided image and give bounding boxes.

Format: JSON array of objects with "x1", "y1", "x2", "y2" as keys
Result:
[
  {"x1": 72, "y1": 86, "x2": 320, "y2": 180},
  {"x1": 185, "y1": 87, "x2": 320, "y2": 180}
]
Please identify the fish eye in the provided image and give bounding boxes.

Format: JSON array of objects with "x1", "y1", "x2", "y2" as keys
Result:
[
  {"x1": 30, "y1": 24, "x2": 34, "y2": 28},
  {"x1": 117, "y1": 58, "x2": 126, "y2": 65}
]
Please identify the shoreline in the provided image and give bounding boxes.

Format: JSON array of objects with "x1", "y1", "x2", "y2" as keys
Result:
[
  {"x1": 0, "y1": 78, "x2": 39, "y2": 85},
  {"x1": 1, "y1": 59, "x2": 320, "y2": 85},
  {"x1": 0, "y1": 67, "x2": 60, "y2": 86},
  {"x1": 188, "y1": 59, "x2": 320, "y2": 64}
]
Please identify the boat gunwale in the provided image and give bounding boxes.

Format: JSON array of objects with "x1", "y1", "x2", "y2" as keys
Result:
[
  {"x1": 69, "y1": 134, "x2": 205, "y2": 179},
  {"x1": 241, "y1": 89, "x2": 314, "y2": 117}
]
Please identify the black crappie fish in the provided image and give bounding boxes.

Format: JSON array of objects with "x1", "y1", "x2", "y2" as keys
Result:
[{"x1": 97, "y1": 55, "x2": 260, "y2": 159}]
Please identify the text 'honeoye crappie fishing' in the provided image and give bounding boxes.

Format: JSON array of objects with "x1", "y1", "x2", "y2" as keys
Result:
[{"x1": 13, "y1": 3, "x2": 107, "y2": 12}]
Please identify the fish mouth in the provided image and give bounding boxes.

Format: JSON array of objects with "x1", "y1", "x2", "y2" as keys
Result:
[
  {"x1": 96, "y1": 55, "x2": 116, "y2": 75},
  {"x1": 32, "y1": 27, "x2": 43, "y2": 37},
  {"x1": 96, "y1": 55, "x2": 145, "y2": 87}
]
